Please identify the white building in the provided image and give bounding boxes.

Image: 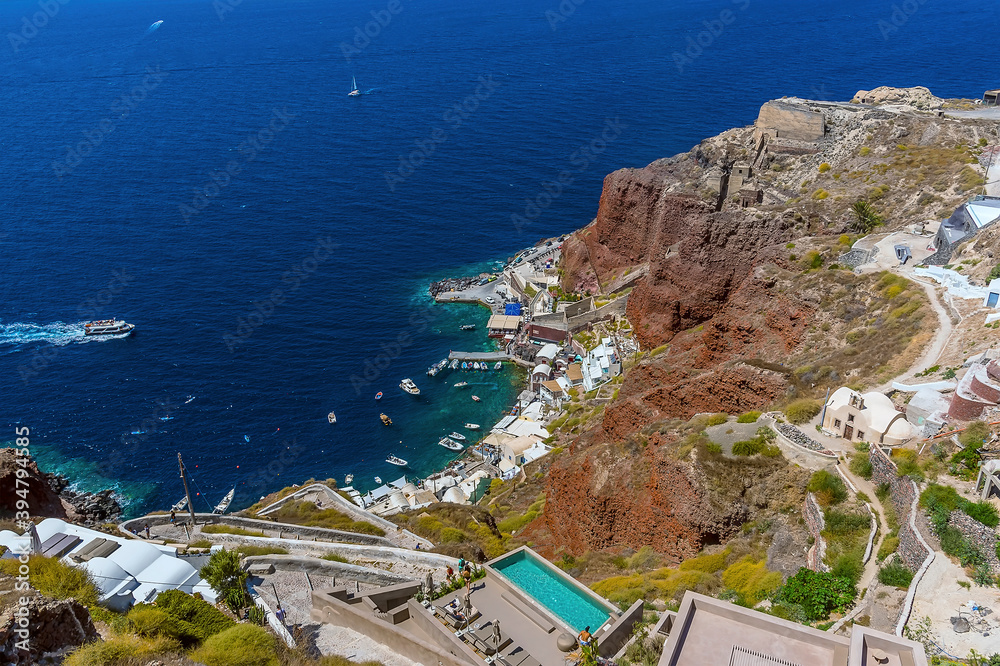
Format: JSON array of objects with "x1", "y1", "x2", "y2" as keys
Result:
[
  {"x1": 583, "y1": 337, "x2": 620, "y2": 392},
  {"x1": 535, "y1": 343, "x2": 560, "y2": 365},
  {"x1": 822, "y1": 387, "x2": 914, "y2": 446},
  {"x1": 539, "y1": 379, "x2": 565, "y2": 407}
]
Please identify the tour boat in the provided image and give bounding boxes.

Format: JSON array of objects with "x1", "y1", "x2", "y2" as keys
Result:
[
  {"x1": 438, "y1": 437, "x2": 463, "y2": 451},
  {"x1": 471, "y1": 395, "x2": 481, "y2": 402},
  {"x1": 375, "y1": 392, "x2": 383, "y2": 401},
  {"x1": 348, "y1": 76, "x2": 361, "y2": 97},
  {"x1": 454, "y1": 381, "x2": 468, "y2": 388},
  {"x1": 460, "y1": 324, "x2": 476, "y2": 331},
  {"x1": 464, "y1": 423, "x2": 480, "y2": 430},
  {"x1": 448, "y1": 431, "x2": 467, "y2": 442},
  {"x1": 84, "y1": 319, "x2": 134, "y2": 336},
  {"x1": 380, "y1": 413, "x2": 392, "y2": 426},
  {"x1": 212, "y1": 488, "x2": 235, "y2": 514},
  {"x1": 327, "y1": 411, "x2": 337, "y2": 424},
  {"x1": 386, "y1": 454, "x2": 408, "y2": 467},
  {"x1": 400, "y1": 378, "x2": 420, "y2": 395}
]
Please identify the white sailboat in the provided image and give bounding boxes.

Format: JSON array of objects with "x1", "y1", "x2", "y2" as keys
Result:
[
  {"x1": 212, "y1": 488, "x2": 235, "y2": 514},
  {"x1": 348, "y1": 76, "x2": 361, "y2": 97}
]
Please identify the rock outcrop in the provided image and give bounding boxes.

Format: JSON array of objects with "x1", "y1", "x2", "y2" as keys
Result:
[
  {"x1": 0, "y1": 449, "x2": 121, "y2": 525},
  {"x1": 0, "y1": 596, "x2": 97, "y2": 665},
  {"x1": 851, "y1": 86, "x2": 943, "y2": 109}
]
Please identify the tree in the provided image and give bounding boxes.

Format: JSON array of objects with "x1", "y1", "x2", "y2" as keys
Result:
[
  {"x1": 849, "y1": 200, "x2": 884, "y2": 234},
  {"x1": 200, "y1": 549, "x2": 246, "y2": 596}
]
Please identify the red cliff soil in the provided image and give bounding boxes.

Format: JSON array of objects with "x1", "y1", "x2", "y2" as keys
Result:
[{"x1": 0, "y1": 449, "x2": 73, "y2": 521}]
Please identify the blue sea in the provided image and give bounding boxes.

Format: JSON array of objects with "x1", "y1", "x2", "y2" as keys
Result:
[{"x1": 1, "y1": 0, "x2": 997, "y2": 515}]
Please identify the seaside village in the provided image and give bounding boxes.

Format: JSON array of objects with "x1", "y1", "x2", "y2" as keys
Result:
[{"x1": 14, "y1": 91, "x2": 1000, "y2": 666}]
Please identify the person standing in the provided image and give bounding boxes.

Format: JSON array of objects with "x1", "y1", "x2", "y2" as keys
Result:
[
  {"x1": 170, "y1": 510, "x2": 176, "y2": 524},
  {"x1": 144, "y1": 523, "x2": 150, "y2": 539}
]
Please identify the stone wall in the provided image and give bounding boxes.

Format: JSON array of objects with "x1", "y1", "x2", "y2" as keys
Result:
[
  {"x1": 803, "y1": 493, "x2": 828, "y2": 572},
  {"x1": 948, "y1": 510, "x2": 1000, "y2": 575},
  {"x1": 923, "y1": 238, "x2": 955, "y2": 266},
  {"x1": 838, "y1": 248, "x2": 877, "y2": 269},
  {"x1": 567, "y1": 295, "x2": 629, "y2": 332},
  {"x1": 755, "y1": 101, "x2": 825, "y2": 142},
  {"x1": 869, "y1": 447, "x2": 931, "y2": 571}
]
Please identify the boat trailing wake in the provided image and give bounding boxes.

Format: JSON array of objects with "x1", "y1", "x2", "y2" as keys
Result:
[{"x1": 0, "y1": 321, "x2": 121, "y2": 351}]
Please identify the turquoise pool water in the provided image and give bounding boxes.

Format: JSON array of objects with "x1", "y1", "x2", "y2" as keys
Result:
[{"x1": 492, "y1": 550, "x2": 611, "y2": 633}]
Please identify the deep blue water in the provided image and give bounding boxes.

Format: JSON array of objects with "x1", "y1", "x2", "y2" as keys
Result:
[{"x1": 1, "y1": 0, "x2": 998, "y2": 515}]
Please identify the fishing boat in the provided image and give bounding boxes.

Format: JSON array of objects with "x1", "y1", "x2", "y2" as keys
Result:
[
  {"x1": 171, "y1": 496, "x2": 188, "y2": 512},
  {"x1": 244, "y1": 435, "x2": 250, "y2": 443},
  {"x1": 454, "y1": 381, "x2": 468, "y2": 388},
  {"x1": 348, "y1": 76, "x2": 361, "y2": 96},
  {"x1": 380, "y1": 413, "x2": 392, "y2": 426},
  {"x1": 386, "y1": 454, "x2": 408, "y2": 467},
  {"x1": 184, "y1": 396, "x2": 195, "y2": 404},
  {"x1": 84, "y1": 319, "x2": 135, "y2": 336},
  {"x1": 449, "y1": 359, "x2": 459, "y2": 370},
  {"x1": 374, "y1": 476, "x2": 382, "y2": 484},
  {"x1": 461, "y1": 362, "x2": 468, "y2": 370},
  {"x1": 464, "y1": 423, "x2": 480, "y2": 430},
  {"x1": 400, "y1": 378, "x2": 420, "y2": 395},
  {"x1": 212, "y1": 488, "x2": 235, "y2": 514},
  {"x1": 448, "y1": 431, "x2": 467, "y2": 442},
  {"x1": 327, "y1": 412, "x2": 336, "y2": 424},
  {"x1": 471, "y1": 395, "x2": 481, "y2": 402},
  {"x1": 460, "y1": 324, "x2": 476, "y2": 331},
  {"x1": 472, "y1": 362, "x2": 480, "y2": 370},
  {"x1": 375, "y1": 392, "x2": 383, "y2": 401},
  {"x1": 427, "y1": 359, "x2": 448, "y2": 376},
  {"x1": 494, "y1": 362, "x2": 502, "y2": 371},
  {"x1": 438, "y1": 437, "x2": 463, "y2": 451},
  {"x1": 345, "y1": 473, "x2": 354, "y2": 485}
]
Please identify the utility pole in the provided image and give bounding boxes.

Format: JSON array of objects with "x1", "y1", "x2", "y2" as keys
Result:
[{"x1": 178, "y1": 453, "x2": 197, "y2": 527}]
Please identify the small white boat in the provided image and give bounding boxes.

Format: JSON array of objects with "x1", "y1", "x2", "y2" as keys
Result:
[
  {"x1": 374, "y1": 476, "x2": 382, "y2": 484},
  {"x1": 327, "y1": 411, "x2": 337, "y2": 424},
  {"x1": 212, "y1": 488, "x2": 235, "y2": 514},
  {"x1": 427, "y1": 359, "x2": 448, "y2": 376},
  {"x1": 439, "y1": 437, "x2": 463, "y2": 451},
  {"x1": 454, "y1": 381, "x2": 469, "y2": 388},
  {"x1": 460, "y1": 324, "x2": 476, "y2": 331},
  {"x1": 84, "y1": 319, "x2": 135, "y2": 336},
  {"x1": 184, "y1": 396, "x2": 195, "y2": 404},
  {"x1": 448, "y1": 432, "x2": 467, "y2": 442},
  {"x1": 449, "y1": 359, "x2": 459, "y2": 369},
  {"x1": 400, "y1": 378, "x2": 420, "y2": 395},
  {"x1": 464, "y1": 423, "x2": 480, "y2": 430},
  {"x1": 348, "y1": 76, "x2": 361, "y2": 97},
  {"x1": 345, "y1": 473, "x2": 354, "y2": 485},
  {"x1": 494, "y1": 362, "x2": 502, "y2": 371},
  {"x1": 471, "y1": 395, "x2": 481, "y2": 402},
  {"x1": 386, "y1": 455, "x2": 408, "y2": 467},
  {"x1": 472, "y1": 362, "x2": 480, "y2": 370},
  {"x1": 171, "y1": 496, "x2": 188, "y2": 512}
]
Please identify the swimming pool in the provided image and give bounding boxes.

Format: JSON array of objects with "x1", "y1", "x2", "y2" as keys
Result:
[{"x1": 490, "y1": 548, "x2": 613, "y2": 633}]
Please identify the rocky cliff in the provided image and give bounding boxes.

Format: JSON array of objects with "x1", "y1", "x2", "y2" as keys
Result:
[
  {"x1": 0, "y1": 596, "x2": 97, "y2": 665},
  {"x1": 0, "y1": 449, "x2": 121, "y2": 525}
]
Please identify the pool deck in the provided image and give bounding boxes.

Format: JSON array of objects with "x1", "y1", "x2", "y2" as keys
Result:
[{"x1": 438, "y1": 580, "x2": 577, "y2": 665}]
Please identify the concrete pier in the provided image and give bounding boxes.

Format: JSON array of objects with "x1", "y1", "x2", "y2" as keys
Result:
[{"x1": 448, "y1": 351, "x2": 510, "y2": 362}]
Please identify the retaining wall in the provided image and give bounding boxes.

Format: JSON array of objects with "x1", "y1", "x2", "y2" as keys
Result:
[
  {"x1": 245, "y1": 555, "x2": 415, "y2": 586},
  {"x1": 803, "y1": 493, "x2": 828, "y2": 572},
  {"x1": 948, "y1": 511, "x2": 1000, "y2": 575},
  {"x1": 123, "y1": 513, "x2": 392, "y2": 547},
  {"x1": 868, "y1": 447, "x2": 930, "y2": 571}
]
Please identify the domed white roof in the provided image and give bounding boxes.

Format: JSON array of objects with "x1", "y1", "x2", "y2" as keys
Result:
[
  {"x1": 537, "y1": 344, "x2": 559, "y2": 360},
  {"x1": 83, "y1": 557, "x2": 134, "y2": 595},
  {"x1": 442, "y1": 487, "x2": 467, "y2": 504},
  {"x1": 531, "y1": 364, "x2": 552, "y2": 377},
  {"x1": 108, "y1": 540, "x2": 164, "y2": 577},
  {"x1": 387, "y1": 491, "x2": 409, "y2": 510},
  {"x1": 861, "y1": 391, "x2": 901, "y2": 434},
  {"x1": 884, "y1": 418, "x2": 915, "y2": 442}
]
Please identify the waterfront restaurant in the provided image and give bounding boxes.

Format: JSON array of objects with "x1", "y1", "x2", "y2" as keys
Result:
[{"x1": 487, "y1": 314, "x2": 521, "y2": 339}]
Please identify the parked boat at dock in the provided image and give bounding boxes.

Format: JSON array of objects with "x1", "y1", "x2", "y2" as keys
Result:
[
  {"x1": 400, "y1": 378, "x2": 420, "y2": 395},
  {"x1": 464, "y1": 423, "x2": 480, "y2": 430},
  {"x1": 380, "y1": 413, "x2": 392, "y2": 425},
  {"x1": 427, "y1": 359, "x2": 448, "y2": 376},
  {"x1": 449, "y1": 359, "x2": 459, "y2": 370},
  {"x1": 494, "y1": 362, "x2": 502, "y2": 370},
  {"x1": 448, "y1": 431, "x2": 467, "y2": 441},
  {"x1": 345, "y1": 473, "x2": 354, "y2": 485},
  {"x1": 438, "y1": 437, "x2": 463, "y2": 451},
  {"x1": 386, "y1": 454, "x2": 408, "y2": 467},
  {"x1": 212, "y1": 488, "x2": 235, "y2": 514}
]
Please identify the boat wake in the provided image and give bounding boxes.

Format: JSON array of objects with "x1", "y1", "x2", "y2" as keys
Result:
[{"x1": 0, "y1": 320, "x2": 119, "y2": 351}]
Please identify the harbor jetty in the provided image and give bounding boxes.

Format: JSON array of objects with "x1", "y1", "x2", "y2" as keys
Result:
[{"x1": 447, "y1": 351, "x2": 510, "y2": 362}]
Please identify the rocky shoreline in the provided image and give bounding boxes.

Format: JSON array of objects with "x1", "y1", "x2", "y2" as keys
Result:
[{"x1": 428, "y1": 274, "x2": 490, "y2": 298}]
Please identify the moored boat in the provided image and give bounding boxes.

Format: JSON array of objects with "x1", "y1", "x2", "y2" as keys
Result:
[
  {"x1": 471, "y1": 395, "x2": 481, "y2": 402},
  {"x1": 449, "y1": 359, "x2": 459, "y2": 369},
  {"x1": 427, "y1": 359, "x2": 448, "y2": 376},
  {"x1": 84, "y1": 319, "x2": 135, "y2": 336},
  {"x1": 374, "y1": 476, "x2": 382, "y2": 484},
  {"x1": 460, "y1": 324, "x2": 476, "y2": 331},
  {"x1": 375, "y1": 391, "x2": 383, "y2": 400},
  {"x1": 438, "y1": 437, "x2": 463, "y2": 451},
  {"x1": 380, "y1": 413, "x2": 392, "y2": 425},
  {"x1": 212, "y1": 488, "x2": 235, "y2": 514},
  {"x1": 494, "y1": 361, "x2": 502, "y2": 371},
  {"x1": 345, "y1": 473, "x2": 354, "y2": 485},
  {"x1": 171, "y1": 496, "x2": 188, "y2": 512},
  {"x1": 400, "y1": 378, "x2": 420, "y2": 395},
  {"x1": 448, "y1": 431, "x2": 467, "y2": 441},
  {"x1": 386, "y1": 454, "x2": 408, "y2": 467},
  {"x1": 461, "y1": 362, "x2": 468, "y2": 370},
  {"x1": 327, "y1": 411, "x2": 337, "y2": 424},
  {"x1": 464, "y1": 423, "x2": 480, "y2": 430},
  {"x1": 454, "y1": 381, "x2": 468, "y2": 388}
]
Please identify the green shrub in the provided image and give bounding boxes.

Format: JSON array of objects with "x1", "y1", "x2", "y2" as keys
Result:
[
  {"x1": 849, "y1": 454, "x2": 873, "y2": 479},
  {"x1": 785, "y1": 399, "x2": 822, "y2": 425},
  {"x1": 0, "y1": 556, "x2": 99, "y2": 607},
  {"x1": 153, "y1": 590, "x2": 235, "y2": 639},
  {"x1": 777, "y1": 568, "x2": 856, "y2": 621},
  {"x1": 65, "y1": 635, "x2": 181, "y2": 666},
  {"x1": 721, "y1": 557, "x2": 782, "y2": 606},
  {"x1": 808, "y1": 470, "x2": 848, "y2": 506},
  {"x1": 921, "y1": 483, "x2": 999, "y2": 527},
  {"x1": 191, "y1": 625, "x2": 279, "y2": 666},
  {"x1": 877, "y1": 557, "x2": 914, "y2": 589},
  {"x1": 705, "y1": 442, "x2": 722, "y2": 455},
  {"x1": 732, "y1": 439, "x2": 763, "y2": 456},
  {"x1": 321, "y1": 553, "x2": 349, "y2": 563},
  {"x1": 679, "y1": 550, "x2": 729, "y2": 574},
  {"x1": 199, "y1": 549, "x2": 246, "y2": 597},
  {"x1": 831, "y1": 555, "x2": 863, "y2": 585},
  {"x1": 201, "y1": 524, "x2": 265, "y2": 538},
  {"x1": 819, "y1": 162, "x2": 831, "y2": 173},
  {"x1": 126, "y1": 606, "x2": 202, "y2": 647},
  {"x1": 877, "y1": 535, "x2": 899, "y2": 562},
  {"x1": 235, "y1": 545, "x2": 288, "y2": 557},
  {"x1": 705, "y1": 413, "x2": 729, "y2": 426},
  {"x1": 439, "y1": 527, "x2": 467, "y2": 543},
  {"x1": 737, "y1": 411, "x2": 762, "y2": 423},
  {"x1": 267, "y1": 500, "x2": 385, "y2": 536}
]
